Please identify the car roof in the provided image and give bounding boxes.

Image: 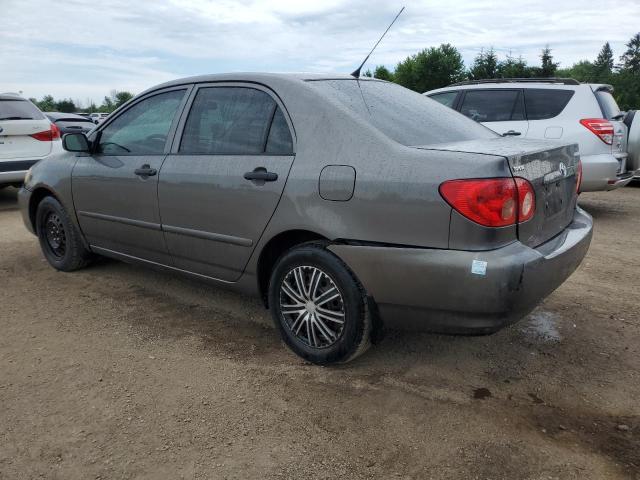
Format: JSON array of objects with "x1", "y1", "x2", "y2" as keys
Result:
[
  {"x1": 140, "y1": 72, "x2": 379, "y2": 95},
  {"x1": 0, "y1": 93, "x2": 27, "y2": 101},
  {"x1": 425, "y1": 80, "x2": 611, "y2": 95}
]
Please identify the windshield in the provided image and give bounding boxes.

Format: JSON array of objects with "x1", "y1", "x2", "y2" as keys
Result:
[
  {"x1": 308, "y1": 79, "x2": 497, "y2": 146},
  {"x1": 0, "y1": 99, "x2": 45, "y2": 120},
  {"x1": 594, "y1": 90, "x2": 622, "y2": 119}
]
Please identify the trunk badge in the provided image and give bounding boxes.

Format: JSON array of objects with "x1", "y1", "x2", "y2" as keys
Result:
[{"x1": 559, "y1": 163, "x2": 567, "y2": 177}]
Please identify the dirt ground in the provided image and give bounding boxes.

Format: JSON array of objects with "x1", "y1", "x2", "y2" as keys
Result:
[{"x1": 0, "y1": 185, "x2": 638, "y2": 480}]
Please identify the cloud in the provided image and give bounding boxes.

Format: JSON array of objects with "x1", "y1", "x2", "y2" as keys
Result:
[{"x1": 1, "y1": 0, "x2": 638, "y2": 104}]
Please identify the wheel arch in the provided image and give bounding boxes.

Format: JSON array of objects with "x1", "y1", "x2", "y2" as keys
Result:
[
  {"x1": 28, "y1": 186, "x2": 60, "y2": 232},
  {"x1": 256, "y1": 229, "x2": 329, "y2": 307}
]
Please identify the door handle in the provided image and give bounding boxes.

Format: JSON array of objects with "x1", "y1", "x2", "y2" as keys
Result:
[
  {"x1": 502, "y1": 130, "x2": 521, "y2": 136},
  {"x1": 134, "y1": 164, "x2": 157, "y2": 177},
  {"x1": 244, "y1": 167, "x2": 278, "y2": 185}
]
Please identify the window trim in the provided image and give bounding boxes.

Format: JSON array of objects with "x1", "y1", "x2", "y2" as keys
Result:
[
  {"x1": 170, "y1": 82, "x2": 296, "y2": 156},
  {"x1": 458, "y1": 88, "x2": 525, "y2": 123},
  {"x1": 90, "y1": 85, "x2": 192, "y2": 156}
]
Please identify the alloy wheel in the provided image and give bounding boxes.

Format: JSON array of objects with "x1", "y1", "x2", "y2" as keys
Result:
[{"x1": 279, "y1": 266, "x2": 346, "y2": 348}]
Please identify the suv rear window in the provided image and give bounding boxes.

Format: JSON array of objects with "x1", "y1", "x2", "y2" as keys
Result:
[
  {"x1": 524, "y1": 89, "x2": 574, "y2": 120},
  {"x1": 460, "y1": 90, "x2": 524, "y2": 122},
  {"x1": 429, "y1": 91, "x2": 457, "y2": 108},
  {"x1": 308, "y1": 80, "x2": 496, "y2": 146},
  {"x1": 0, "y1": 99, "x2": 45, "y2": 120},
  {"x1": 594, "y1": 90, "x2": 622, "y2": 120}
]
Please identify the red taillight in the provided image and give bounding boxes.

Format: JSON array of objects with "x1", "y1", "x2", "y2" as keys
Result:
[
  {"x1": 439, "y1": 177, "x2": 535, "y2": 227},
  {"x1": 575, "y1": 160, "x2": 582, "y2": 194},
  {"x1": 30, "y1": 123, "x2": 60, "y2": 142},
  {"x1": 580, "y1": 118, "x2": 613, "y2": 145}
]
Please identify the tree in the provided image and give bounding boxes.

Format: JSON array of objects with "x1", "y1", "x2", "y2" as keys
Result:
[
  {"x1": 363, "y1": 69, "x2": 373, "y2": 78},
  {"x1": 55, "y1": 99, "x2": 76, "y2": 113},
  {"x1": 113, "y1": 91, "x2": 134, "y2": 108},
  {"x1": 373, "y1": 65, "x2": 394, "y2": 81},
  {"x1": 620, "y1": 33, "x2": 640, "y2": 74},
  {"x1": 557, "y1": 60, "x2": 596, "y2": 82},
  {"x1": 34, "y1": 95, "x2": 56, "y2": 112},
  {"x1": 497, "y1": 54, "x2": 531, "y2": 78},
  {"x1": 394, "y1": 44, "x2": 466, "y2": 92},
  {"x1": 539, "y1": 45, "x2": 559, "y2": 77},
  {"x1": 469, "y1": 48, "x2": 499, "y2": 79},
  {"x1": 594, "y1": 42, "x2": 614, "y2": 75}
]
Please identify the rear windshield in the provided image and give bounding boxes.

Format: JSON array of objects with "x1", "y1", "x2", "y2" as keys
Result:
[
  {"x1": 308, "y1": 80, "x2": 496, "y2": 146},
  {"x1": 524, "y1": 89, "x2": 575, "y2": 120},
  {"x1": 0, "y1": 99, "x2": 45, "y2": 120},
  {"x1": 594, "y1": 90, "x2": 621, "y2": 120}
]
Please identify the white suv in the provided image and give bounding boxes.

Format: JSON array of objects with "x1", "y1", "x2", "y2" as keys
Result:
[
  {"x1": 0, "y1": 93, "x2": 62, "y2": 188},
  {"x1": 425, "y1": 79, "x2": 638, "y2": 192}
]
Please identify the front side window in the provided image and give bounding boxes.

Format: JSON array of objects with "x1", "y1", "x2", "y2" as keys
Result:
[
  {"x1": 460, "y1": 90, "x2": 523, "y2": 122},
  {"x1": 524, "y1": 89, "x2": 575, "y2": 120},
  {"x1": 180, "y1": 87, "x2": 291, "y2": 155},
  {"x1": 98, "y1": 89, "x2": 185, "y2": 155},
  {"x1": 429, "y1": 91, "x2": 457, "y2": 108}
]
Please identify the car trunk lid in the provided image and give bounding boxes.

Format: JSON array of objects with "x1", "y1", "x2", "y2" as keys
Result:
[
  {"x1": 414, "y1": 137, "x2": 580, "y2": 248},
  {"x1": 0, "y1": 97, "x2": 51, "y2": 160}
]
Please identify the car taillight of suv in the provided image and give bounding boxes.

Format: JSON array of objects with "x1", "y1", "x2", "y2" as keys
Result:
[{"x1": 580, "y1": 118, "x2": 614, "y2": 145}]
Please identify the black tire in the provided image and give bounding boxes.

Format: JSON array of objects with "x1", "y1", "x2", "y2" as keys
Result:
[
  {"x1": 268, "y1": 243, "x2": 372, "y2": 365},
  {"x1": 35, "y1": 196, "x2": 92, "y2": 271}
]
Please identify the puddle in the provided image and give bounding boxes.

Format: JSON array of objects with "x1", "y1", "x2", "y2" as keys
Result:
[{"x1": 522, "y1": 310, "x2": 562, "y2": 343}]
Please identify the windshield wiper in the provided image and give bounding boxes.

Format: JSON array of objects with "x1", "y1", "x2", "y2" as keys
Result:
[{"x1": 0, "y1": 116, "x2": 34, "y2": 120}]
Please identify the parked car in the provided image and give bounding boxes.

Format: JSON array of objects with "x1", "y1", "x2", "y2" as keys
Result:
[
  {"x1": 0, "y1": 93, "x2": 62, "y2": 188},
  {"x1": 425, "y1": 78, "x2": 638, "y2": 192},
  {"x1": 89, "y1": 112, "x2": 109, "y2": 124},
  {"x1": 45, "y1": 112, "x2": 96, "y2": 136},
  {"x1": 624, "y1": 110, "x2": 640, "y2": 179},
  {"x1": 19, "y1": 74, "x2": 592, "y2": 364}
]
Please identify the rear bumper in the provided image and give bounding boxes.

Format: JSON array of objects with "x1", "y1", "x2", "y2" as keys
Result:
[
  {"x1": 0, "y1": 159, "x2": 40, "y2": 186},
  {"x1": 580, "y1": 153, "x2": 632, "y2": 191},
  {"x1": 329, "y1": 207, "x2": 593, "y2": 333}
]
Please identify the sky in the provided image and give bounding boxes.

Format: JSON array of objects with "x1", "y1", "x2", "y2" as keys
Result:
[{"x1": 1, "y1": 0, "x2": 639, "y2": 106}]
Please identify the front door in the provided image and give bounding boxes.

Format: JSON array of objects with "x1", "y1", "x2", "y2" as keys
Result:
[
  {"x1": 158, "y1": 84, "x2": 295, "y2": 281},
  {"x1": 72, "y1": 87, "x2": 189, "y2": 264},
  {"x1": 459, "y1": 89, "x2": 529, "y2": 137}
]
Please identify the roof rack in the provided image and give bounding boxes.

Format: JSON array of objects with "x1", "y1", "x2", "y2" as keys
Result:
[{"x1": 450, "y1": 78, "x2": 581, "y2": 87}]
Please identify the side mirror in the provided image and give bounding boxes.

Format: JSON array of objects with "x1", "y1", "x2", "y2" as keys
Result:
[{"x1": 62, "y1": 133, "x2": 90, "y2": 153}]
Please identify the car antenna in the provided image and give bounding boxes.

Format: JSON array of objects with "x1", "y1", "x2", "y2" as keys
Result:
[{"x1": 351, "y1": 6, "x2": 405, "y2": 79}]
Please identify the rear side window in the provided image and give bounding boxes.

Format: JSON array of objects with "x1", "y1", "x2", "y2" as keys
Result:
[
  {"x1": 524, "y1": 89, "x2": 575, "y2": 120},
  {"x1": 180, "y1": 87, "x2": 286, "y2": 155},
  {"x1": 265, "y1": 107, "x2": 294, "y2": 154},
  {"x1": 0, "y1": 99, "x2": 45, "y2": 120},
  {"x1": 429, "y1": 92, "x2": 457, "y2": 108},
  {"x1": 594, "y1": 90, "x2": 621, "y2": 120},
  {"x1": 460, "y1": 90, "x2": 524, "y2": 122}
]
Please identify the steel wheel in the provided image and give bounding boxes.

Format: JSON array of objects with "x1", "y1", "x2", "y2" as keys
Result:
[
  {"x1": 279, "y1": 265, "x2": 346, "y2": 349},
  {"x1": 44, "y1": 212, "x2": 66, "y2": 258}
]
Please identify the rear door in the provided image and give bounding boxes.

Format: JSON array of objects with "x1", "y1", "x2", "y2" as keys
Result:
[
  {"x1": 72, "y1": 87, "x2": 189, "y2": 264},
  {"x1": 459, "y1": 89, "x2": 529, "y2": 137},
  {"x1": 0, "y1": 97, "x2": 52, "y2": 160},
  {"x1": 158, "y1": 84, "x2": 295, "y2": 282}
]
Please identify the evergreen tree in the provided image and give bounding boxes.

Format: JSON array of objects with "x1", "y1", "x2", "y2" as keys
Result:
[
  {"x1": 540, "y1": 45, "x2": 559, "y2": 77},
  {"x1": 620, "y1": 33, "x2": 640, "y2": 73},
  {"x1": 469, "y1": 48, "x2": 499, "y2": 79}
]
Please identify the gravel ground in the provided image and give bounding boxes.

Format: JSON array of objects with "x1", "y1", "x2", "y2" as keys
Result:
[{"x1": 0, "y1": 185, "x2": 638, "y2": 480}]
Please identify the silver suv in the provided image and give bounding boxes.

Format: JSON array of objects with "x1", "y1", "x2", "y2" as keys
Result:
[{"x1": 425, "y1": 79, "x2": 638, "y2": 192}]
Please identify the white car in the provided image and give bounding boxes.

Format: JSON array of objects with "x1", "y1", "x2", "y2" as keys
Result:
[
  {"x1": 425, "y1": 79, "x2": 638, "y2": 192},
  {"x1": 0, "y1": 93, "x2": 62, "y2": 188},
  {"x1": 89, "y1": 112, "x2": 109, "y2": 124}
]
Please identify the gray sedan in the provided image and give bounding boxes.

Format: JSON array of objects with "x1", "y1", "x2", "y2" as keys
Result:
[{"x1": 19, "y1": 74, "x2": 592, "y2": 364}]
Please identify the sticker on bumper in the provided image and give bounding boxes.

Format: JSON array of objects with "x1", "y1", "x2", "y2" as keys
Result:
[{"x1": 471, "y1": 260, "x2": 487, "y2": 276}]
